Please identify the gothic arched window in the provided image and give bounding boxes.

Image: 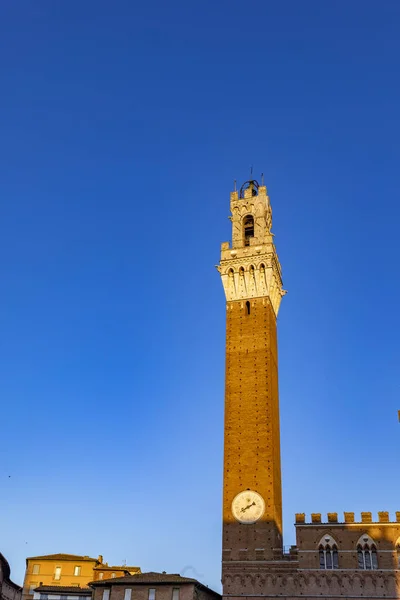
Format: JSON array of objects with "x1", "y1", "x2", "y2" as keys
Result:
[
  {"x1": 396, "y1": 544, "x2": 400, "y2": 568},
  {"x1": 319, "y1": 544, "x2": 339, "y2": 569},
  {"x1": 357, "y1": 536, "x2": 378, "y2": 570},
  {"x1": 243, "y1": 215, "x2": 254, "y2": 246}
]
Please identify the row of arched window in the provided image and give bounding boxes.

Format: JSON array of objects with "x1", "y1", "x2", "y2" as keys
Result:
[
  {"x1": 227, "y1": 263, "x2": 266, "y2": 276},
  {"x1": 319, "y1": 543, "x2": 379, "y2": 570},
  {"x1": 318, "y1": 536, "x2": 400, "y2": 570}
]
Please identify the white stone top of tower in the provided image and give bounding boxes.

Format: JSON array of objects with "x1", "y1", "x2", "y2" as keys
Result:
[{"x1": 217, "y1": 179, "x2": 286, "y2": 315}]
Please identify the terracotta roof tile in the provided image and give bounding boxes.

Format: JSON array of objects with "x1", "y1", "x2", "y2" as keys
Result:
[
  {"x1": 93, "y1": 567, "x2": 140, "y2": 572},
  {"x1": 90, "y1": 573, "x2": 196, "y2": 586},
  {"x1": 27, "y1": 554, "x2": 98, "y2": 562}
]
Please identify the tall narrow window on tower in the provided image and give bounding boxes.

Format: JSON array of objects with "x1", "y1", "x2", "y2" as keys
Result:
[{"x1": 243, "y1": 215, "x2": 254, "y2": 246}]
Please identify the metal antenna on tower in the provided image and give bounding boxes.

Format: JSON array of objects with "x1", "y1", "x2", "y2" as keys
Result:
[
  {"x1": 261, "y1": 172, "x2": 264, "y2": 185},
  {"x1": 234, "y1": 179, "x2": 237, "y2": 191}
]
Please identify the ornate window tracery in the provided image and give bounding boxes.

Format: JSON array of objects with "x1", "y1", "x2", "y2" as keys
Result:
[
  {"x1": 318, "y1": 535, "x2": 339, "y2": 569},
  {"x1": 319, "y1": 544, "x2": 339, "y2": 569},
  {"x1": 356, "y1": 535, "x2": 378, "y2": 569}
]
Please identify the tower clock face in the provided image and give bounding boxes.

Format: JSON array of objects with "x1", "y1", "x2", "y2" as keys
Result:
[{"x1": 232, "y1": 490, "x2": 265, "y2": 524}]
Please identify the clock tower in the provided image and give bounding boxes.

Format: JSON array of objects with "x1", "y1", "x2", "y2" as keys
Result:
[
  {"x1": 217, "y1": 179, "x2": 400, "y2": 600},
  {"x1": 218, "y1": 179, "x2": 285, "y2": 589}
]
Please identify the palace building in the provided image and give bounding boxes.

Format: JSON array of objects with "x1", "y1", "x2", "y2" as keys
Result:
[{"x1": 217, "y1": 179, "x2": 400, "y2": 599}]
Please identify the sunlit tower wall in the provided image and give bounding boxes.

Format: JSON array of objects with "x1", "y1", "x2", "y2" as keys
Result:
[{"x1": 217, "y1": 179, "x2": 286, "y2": 588}]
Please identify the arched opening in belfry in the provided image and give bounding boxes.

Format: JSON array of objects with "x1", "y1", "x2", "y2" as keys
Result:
[{"x1": 243, "y1": 215, "x2": 254, "y2": 246}]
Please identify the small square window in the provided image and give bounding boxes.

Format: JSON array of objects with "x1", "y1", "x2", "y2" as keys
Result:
[
  {"x1": 74, "y1": 566, "x2": 81, "y2": 577},
  {"x1": 124, "y1": 590, "x2": 132, "y2": 600},
  {"x1": 54, "y1": 567, "x2": 61, "y2": 581},
  {"x1": 111, "y1": 573, "x2": 116, "y2": 579},
  {"x1": 98, "y1": 573, "x2": 104, "y2": 580},
  {"x1": 172, "y1": 589, "x2": 180, "y2": 600},
  {"x1": 148, "y1": 589, "x2": 156, "y2": 600},
  {"x1": 29, "y1": 584, "x2": 38, "y2": 595},
  {"x1": 32, "y1": 565, "x2": 40, "y2": 575}
]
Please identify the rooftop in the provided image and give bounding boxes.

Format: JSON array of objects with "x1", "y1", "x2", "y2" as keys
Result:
[
  {"x1": 34, "y1": 586, "x2": 92, "y2": 594},
  {"x1": 91, "y1": 573, "x2": 196, "y2": 585},
  {"x1": 89, "y1": 572, "x2": 221, "y2": 597},
  {"x1": 93, "y1": 566, "x2": 140, "y2": 572},
  {"x1": 27, "y1": 554, "x2": 99, "y2": 563}
]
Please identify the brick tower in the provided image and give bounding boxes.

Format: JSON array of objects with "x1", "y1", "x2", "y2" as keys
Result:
[
  {"x1": 218, "y1": 179, "x2": 286, "y2": 586},
  {"x1": 217, "y1": 179, "x2": 400, "y2": 600}
]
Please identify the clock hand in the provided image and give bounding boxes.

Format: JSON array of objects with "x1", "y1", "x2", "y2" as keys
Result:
[{"x1": 240, "y1": 501, "x2": 256, "y2": 513}]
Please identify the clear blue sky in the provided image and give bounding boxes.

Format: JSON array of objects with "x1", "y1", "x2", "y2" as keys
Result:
[{"x1": 1, "y1": 0, "x2": 400, "y2": 592}]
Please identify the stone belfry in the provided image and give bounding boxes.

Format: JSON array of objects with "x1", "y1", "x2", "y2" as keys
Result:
[{"x1": 218, "y1": 178, "x2": 286, "y2": 586}]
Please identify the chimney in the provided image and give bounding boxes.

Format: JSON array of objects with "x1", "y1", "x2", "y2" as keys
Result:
[{"x1": 98, "y1": 556, "x2": 103, "y2": 564}]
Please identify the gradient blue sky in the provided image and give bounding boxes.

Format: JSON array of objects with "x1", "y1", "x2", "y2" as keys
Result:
[{"x1": 1, "y1": 0, "x2": 400, "y2": 593}]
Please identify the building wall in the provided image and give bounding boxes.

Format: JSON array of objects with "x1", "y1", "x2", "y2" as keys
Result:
[
  {"x1": 93, "y1": 584, "x2": 195, "y2": 600},
  {"x1": 223, "y1": 297, "x2": 282, "y2": 565},
  {"x1": 33, "y1": 593, "x2": 91, "y2": 600},
  {"x1": 222, "y1": 570, "x2": 400, "y2": 599},
  {"x1": 222, "y1": 515, "x2": 400, "y2": 599},
  {"x1": 1, "y1": 580, "x2": 22, "y2": 600},
  {"x1": 23, "y1": 560, "x2": 98, "y2": 600},
  {"x1": 296, "y1": 516, "x2": 400, "y2": 571},
  {"x1": 92, "y1": 568, "x2": 136, "y2": 582},
  {"x1": 196, "y1": 587, "x2": 220, "y2": 600},
  {"x1": 0, "y1": 554, "x2": 22, "y2": 600}
]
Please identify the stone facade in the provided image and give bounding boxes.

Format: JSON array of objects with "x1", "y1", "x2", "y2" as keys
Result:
[
  {"x1": 0, "y1": 552, "x2": 22, "y2": 600},
  {"x1": 296, "y1": 512, "x2": 400, "y2": 571},
  {"x1": 218, "y1": 180, "x2": 400, "y2": 599}
]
